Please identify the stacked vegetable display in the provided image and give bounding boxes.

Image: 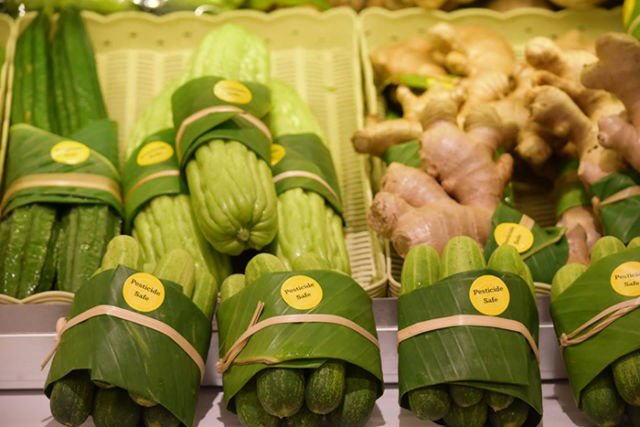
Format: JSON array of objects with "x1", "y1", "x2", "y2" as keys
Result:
[
  {"x1": 398, "y1": 237, "x2": 541, "y2": 427},
  {"x1": 0, "y1": 9, "x2": 121, "y2": 299},
  {"x1": 551, "y1": 236, "x2": 640, "y2": 427}
]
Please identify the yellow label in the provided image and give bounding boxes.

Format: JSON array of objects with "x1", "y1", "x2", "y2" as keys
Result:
[
  {"x1": 469, "y1": 275, "x2": 510, "y2": 316},
  {"x1": 624, "y1": 0, "x2": 636, "y2": 27},
  {"x1": 122, "y1": 272, "x2": 165, "y2": 313},
  {"x1": 494, "y1": 223, "x2": 534, "y2": 253},
  {"x1": 280, "y1": 275, "x2": 323, "y2": 310},
  {"x1": 213, "y1": 80, "x2": 252, "y2": 104},
  {"x1": 136, "y1": 141, "x2": 174, "y2": 166},
  {"x1": 271, "y1": 144, "x2": 286, "y2": 167},
  {"x1": 50, "y1": 141, "x2": 90, "y2": 165},
  {"x1": 610, "y1": 261, "x2": 640, "y2": 297}
]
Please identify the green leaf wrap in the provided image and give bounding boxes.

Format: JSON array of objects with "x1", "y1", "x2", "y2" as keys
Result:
[
  {"x1": 382, "y1": 140, "x2": 421, "y2": 169},
  {"x1": 591, "y1": 170, "x2": 640, "y2": 244}
]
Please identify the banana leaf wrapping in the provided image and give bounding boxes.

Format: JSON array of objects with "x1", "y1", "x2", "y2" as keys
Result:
[
  {"x1": 555, "y1": 160, "x2": 590, "y2": 217},
  {"x1": 1, "y1": 120, "x2": 122, "y2": 216},
  {"x1": 398, "y1": 270, "x2": 542, "y2": 426},
  {"x1": 484, "y1": 203, "x2": 568, "y2": 284},
  {"x1": 122, "y1": 128, "x2": 186, "y2": 230},
  {"x1": 171, "y1": 76, "x2": 272, "y2": 166},
  {"x1": 591, "y1": 169, "x2": 640, "y2": 244},
  {"x1": 550, "y1": 247, "x2": 640, "y2": 404},
  {"x1": 216, "y1": 270, "x2": 383, "y2": 411},
  {"x1": 382, "y1": 139, "x2": 421, "y2": 169},
  {"x1": 272, "y1": 133, "x2": 344, "y2": 217},
  {"x1": 44, "y1": 265, "x2": 211, "y2": 427}
]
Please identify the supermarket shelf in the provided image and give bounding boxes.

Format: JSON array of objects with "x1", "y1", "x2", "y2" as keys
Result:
[{"x1": 0, "y1": 382, "x2": 590, "y2": 426}]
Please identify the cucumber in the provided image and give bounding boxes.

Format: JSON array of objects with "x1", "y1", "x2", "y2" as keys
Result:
[
  {"x1": 245, "y1": 253, "x2": 287, "y2": 286},
  {"x1": 489, "y1": 398, "x2": 529, "y2": 427},
  {"x1": 220, "y1": 274, "x2": 246, "y2": 302},
  {"x1": 49, "y1": 370, "x2": 95, "y2": 427},
  {"x1": 590, "y1": 236, "x2": 625, "y2": 263},
  {"x1": 628, "y1": 237, "x2": 640, "y2": 249},
  {"x1": 612, "y1": 350, "x2": 640, "y2": 406},
  {"x1": 286, "y1": 405, "x2": 322, "y2": 427},
  {"x1": 95, "y1": 235, "x2": 143, "y2": 273},
  {"x1": 142, "y1": 404, "x2": 180, "y2": 427},
  {"x1": 290, "y1": 253, "x2": 328, "y2": 271},
  {"x1": 487, "y1": 391, "x2": 514, "y2": 412},
  {"x1": 442, "y1": 401, "x2": 488, "y2": 427},
  {"x1": 128, "y1": 391, "x2": 157, "y2": 408},
  {"x1": 93, "y1": 387, "x2": 141, "y2": 427},
  {"x1": 449, "y1": 384, "x2": 484, "y2": 408},
  {"x1": 629, "y1": 404, "x2": 640, "y2": 426},
  {"x1": 235, "y1": 380, "x2": 280, "y2": 427},
  {"x1": 581, "y1": 370, "x2": 625, "y2": 427},
  {"x1": 305, "y1": 359, "x2": 345, "y2": 414},
  {"x1": 401, "y1": 244, "x2": 441, "y2": 295},
  {"x1": 550, "y1": 263, "x2": 588, "y2": 302},
  {"x1": 408, "y1": 385, "x2": 451, "y2": 421},
  {"x1": 153, "y1": 249, "x2": 196, "y2": 298},
  {"x1": 256, "y1": 368, "x2": 305, "y2": 418},
  {"x1": 441, "y1": 236, "x2": 486, "y2": 278},
  {"x1": 487, "y1": 244, "x2": 535, "y2": 296},
  {"x1": 328, "y1": 365, "x2": 378, "y2": 427}
]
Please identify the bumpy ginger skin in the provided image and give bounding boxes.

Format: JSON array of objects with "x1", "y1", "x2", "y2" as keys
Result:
[
  {"x1": 582, "y1": 33, "x2": 640, "y2": 173},
  {"x1": 558, "y1": 205, "x2": 601, "y2": 250}
]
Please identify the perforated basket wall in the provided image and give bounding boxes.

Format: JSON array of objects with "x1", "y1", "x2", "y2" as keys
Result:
[{"x1": 358, "y1": 7, "x2": 624, "y2": 296}]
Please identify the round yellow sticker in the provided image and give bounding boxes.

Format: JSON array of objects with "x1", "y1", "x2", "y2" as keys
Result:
[
  {"x1": 610, "y1": 261, "x2": 640, "y2": 297},
  {"x1": 50, "y1": 141, "x2": 90, "y2": 165},
  {"x1": 280, "y1": 275, "x2": 323, "y2": 310},
  {"x1": 271, "y1": 144, "x2": 286, "y2": 167},
  {"x1": 494, "y1": 223, "x2": 534, "y2": 253},
  {"x1": 137, "y1": 141, "x2": 174, "y2": 166},
  {"x1": 214, "y1": 80, "x2": 252, "y2": 105},
  {"x1": 469, "y1": 275, "x2": 510, "y2": 316},
  {"x1": 122, "y1": 272, "x2": 165, "y2": 313}
]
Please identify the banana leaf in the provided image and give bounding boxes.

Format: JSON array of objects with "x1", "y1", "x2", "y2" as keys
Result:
[
  {"x1": 382, "y1": 139, "x2": 421, "y2": 168},
  {"x1": 591, "y1": 169, "x2": 640, "y2": 244},
  {"x1": 171, "y1": 76, "x2": 271, "y2": 165},
  {"x1": 398, "y1": 270, "x2": 542, "y2": 427},
  {"x1": 555, "y1": 159, "x2": 590, "y2": 216},
  {"x1": 216, "y1": 270, "x2": 383, "y2": 411},
  {"x1": 44, "y1": 265, "x2": 211, "y2": 427},
  {"x1": 550, "y1": 247, "x2": 640, "y2": 405},
  {"x1": 485, "y1": 203, "x2": 568, "y2": 284}
]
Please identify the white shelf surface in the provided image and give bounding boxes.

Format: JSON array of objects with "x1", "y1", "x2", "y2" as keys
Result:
[{"x1": 0, "y1": 382, "x2": 591, "y2": 426}]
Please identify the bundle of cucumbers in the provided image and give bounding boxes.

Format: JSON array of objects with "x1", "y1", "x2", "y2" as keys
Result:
[
  {"x1": 399, "y1": 236, "x2": 542, "y2": 427},
  {"x1": 0, "y1": 9, "x2": 121, "y2": 299},
  {"x1": 46, "y1": 236, "x2": 212, "y2": 427},
  {"x1": 217, "y1": 253, "x2": 382, "y2": 427},
  {"x1": 551, "y1": 236, "x2": 640, "y2": 427}
]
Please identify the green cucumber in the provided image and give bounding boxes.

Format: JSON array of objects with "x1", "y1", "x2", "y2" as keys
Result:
[
  {"x1": 95, "y1": 235, "x2": 143, "y2": 273},
  {"x1": 487, "y1": 244, "x2": 535, "y2": 296},
  {"x1": 628, "y1": 237, "x2": 640, "y2": 249},
  {"x1": 408, "y1": 385, "x2": 451, "y2": 421},
  {"x1": 306, "y1": 359, "x2": 345, "y2": 415},
  {"x1": 142, "y1": 404, "x2": 180, "y2": 427},
  {"x1": 290, "y1": 253, "x2": 328, "y2": 271},
  {"x1": 590, "y1": 236, "x2": 625, "y2": 264},
  {"x1": 93, "y1": 387, "x2": 141, "y2": 427},
  {"x1": 256, "y1": 368, "x2": 305, "y2": 418},
  {"x1": 286, "y1": 405, "x2": 322, "y2": 427},
  {"x1": 245, "y1": 253, "x2": 287, "y2": 286},
  {"x1": 550, "y1": 263, "x2": 588, "y2": 302},
  {"x1": 401, "y1": 244, "x2": 441, "y2": 295},
  {"x1": 441, "y1": 236, "x2": 486, "y2": 278},
  {"x1": 220, "y1": 274, "x2": 246, "y2": 302},
  {"x1": 236, "y1": 380, "x2": 280, "y2": 427},
  {"x1": 153, "y1": 249, "x2": 196, "y2": 298},
  {"x1": 449, "y1": 384, "x2": 484, "y2": 408},
  {"x1": 328, "y1": 365, "x2": 378, "y2": 427},
  {"x1": 612, "y1": 351, "x2": 640, "y2": 406},
  {"x1": 49, "y1": 370, "x2": 95, "y2": 427},
  {"x1": 581, "y1": 370, "x2": 625, "y2": 427},
  {"x1": 442, "y1": 401, "x2": 487, "y2": 427},
  {"x1": 629, "y1": 404, "x2": 640, "y2": 426},
  {"x1": 489, "y1": 398, "x2": 529, "y2": 427},
  {"x1": 487, "y1": 391, "x2": 514, "y2": 412}
]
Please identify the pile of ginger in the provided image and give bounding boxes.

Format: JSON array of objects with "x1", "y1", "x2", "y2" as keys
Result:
[{"x1": 354, "y1": 24, "x2": 640, "y2": 265}]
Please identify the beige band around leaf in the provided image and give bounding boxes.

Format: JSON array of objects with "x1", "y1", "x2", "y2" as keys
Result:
[
  {"x1": 40, "y1": 304, "x2": 206, "y2": 379},
  {"x1": 175, "y1": 105, "x2": 272, "y2": 162},
  {"x1": 216, "y1": 301, "x2": 380, "y2": 374},
  {"x1": 1, "y1": 173, "x2": 122, "y2": 213},
  {"x1": 272, "y1": 170, "x2": 340, "y2": 202},
  {"x1": 596, "y1": 186, "x2": 640, "y2": 207},
  {"x1": 519, "y1": 214, "x2": 535, "y2": 230},
  {"x1": 124, "y1": 169, "x2": 181, "y2": 203},
  {"x1": 559, "y1": 297, "x2": 640, "y2": 348},
  {"x1": 397, "y1": 314, "x2": 540, "y2": 362}
]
